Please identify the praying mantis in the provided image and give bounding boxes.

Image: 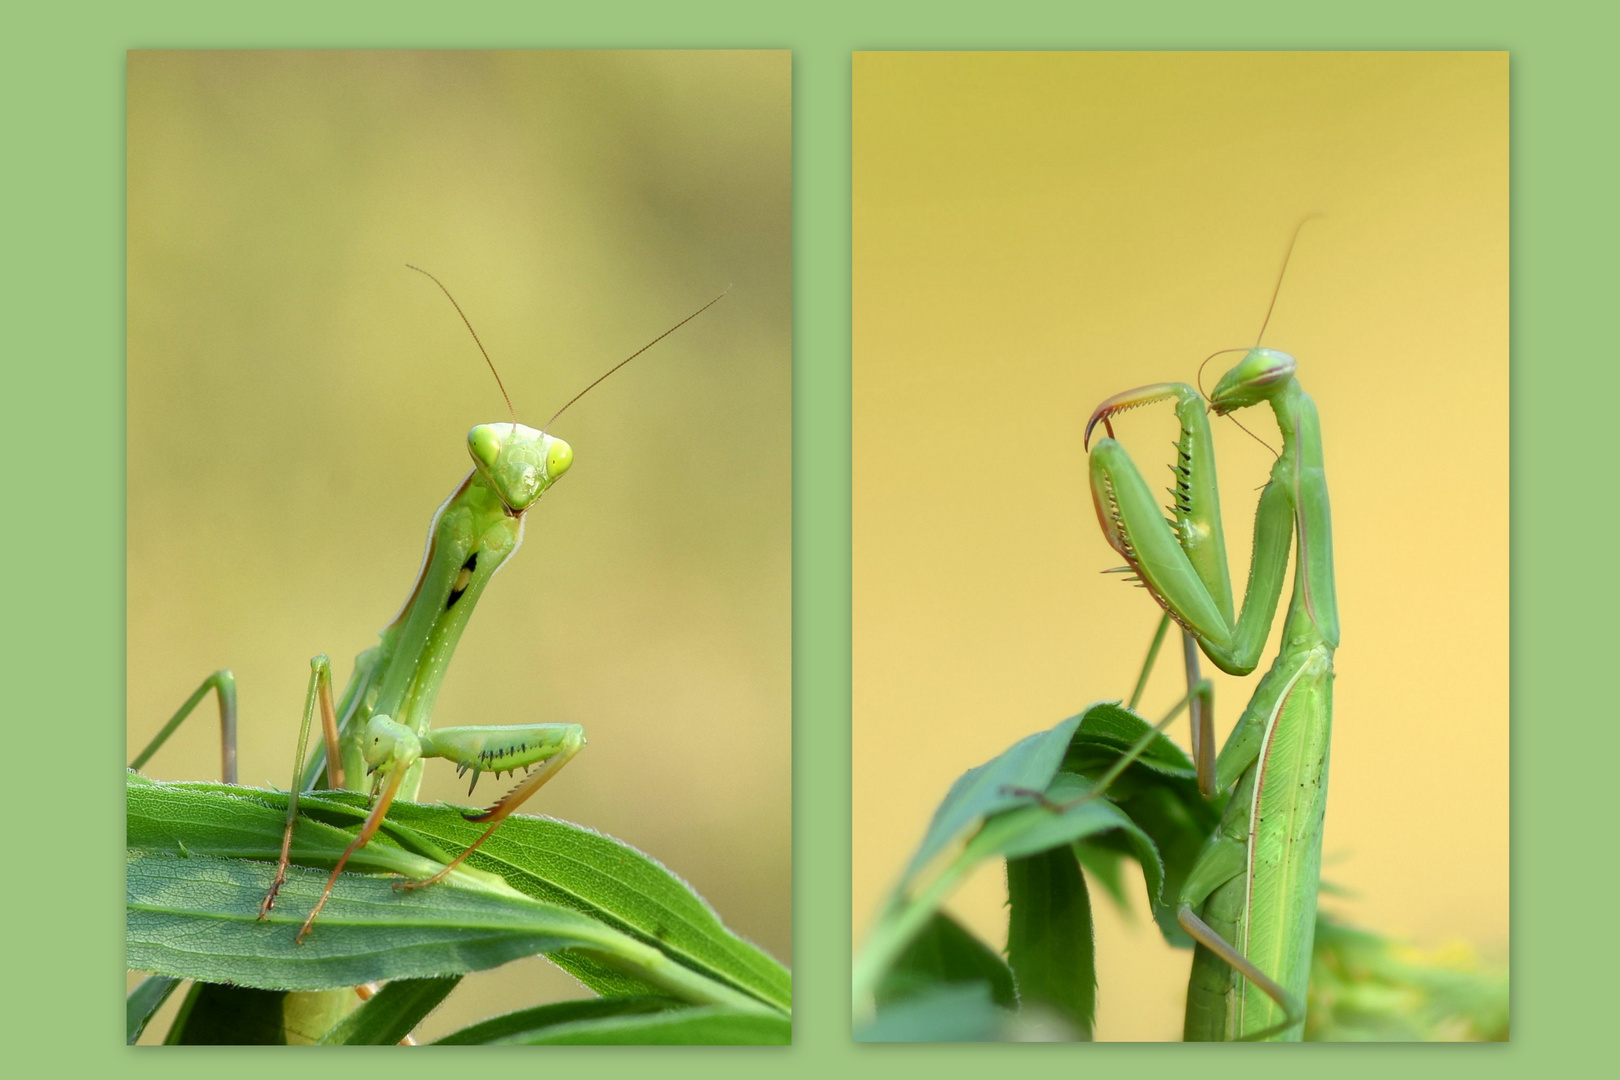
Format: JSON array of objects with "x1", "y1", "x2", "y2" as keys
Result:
[
  {"x1": 130, "y1": 267, "x2": 727, "y2": 945},
  {"x1": 1081, "y1": 227, "x2": 1336, "y2": 1041}
]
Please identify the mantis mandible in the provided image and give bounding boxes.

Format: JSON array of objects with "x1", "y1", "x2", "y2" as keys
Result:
[
  {"x1": 1082, "y1": 227, "x2": 1336, "y2": 1041},
  {"x1": 130, "y1": 267, "x2": 726, "y2": 944}
]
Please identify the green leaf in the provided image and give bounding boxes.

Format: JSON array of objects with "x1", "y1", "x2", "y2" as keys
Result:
[
  {"x1": 318, "y1": 976, "x2": 461, "y2": 1044},
  {"x1": 127, "y1": 774, "x2": 787, "y2": 1013},
  {"x1": 489, "y1": 1006, "x2": 790, "y2": 1045},
  {"x1": 130, "y1": 850, "x2": 620, "y2": 989},
  {"x1": 1063, "y1": 700, "x2": 1197, "y2": 778},
  {"x1": 856, "y1": 984, "x2": 1012, "y2": 1043},
  {"x1": 128, "y1": 775, "x2": 787, "y2": 1012},
  {"x1": 434, "y1": 995, "x2": 682, "y2": 1044},
  {"x1": 164, "y1": 983, "x2": 289, "y2": 1044},
  {"x1": 899, "y1": 713, "x2": 1084, "y2": 888},
  {"x1": 854, "y1": 708, "x2": 1164, "y2": 1006},
  {"x1": 1006, "y1": 846, "x2": 1095, "y2": 1039},
  {"x1": 546, "y1": 949, "x2": 669, "y2": 1000},
  {"x1": 874, "y1": 911, "x2": 1015, "y2": 1010},
  {"x1": 161, "y1": 984, "x2": 379, "y2": 1045},
  {"x1": 127, "y1": 775, "x2": 441, "y2": 880},
  {"x1": 974, "y1": 773, "x2": 1163, "y2": 904},
  {"x1": 1059, "y1": 703, "x2": 1221, "y2": 944},
  {"x1": 379, "y1": 798, "x2": 790, "y2": 1011},
  {"x1": 126, "y1": 975, "x2": 180, "y2": 1044},
  {"x1": 856, "y1": 770, "x2": 1162, "y2": 1008},
  {"x1": 1073, "y1": 840, "x2": 1131, "y2": 912}
]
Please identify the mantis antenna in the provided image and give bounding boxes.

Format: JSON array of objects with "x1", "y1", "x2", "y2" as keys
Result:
[
  {"x1": 1252, "y1": 214, "x2": 1319, "y2": 349},
  {"x1": 544, "y1": 285, "x2": 732, "y2": 431},
  {"x1": 1196, "y1": 218, "x2": 1321, "y2": 457},
  {"x1": 406, "y1": 263, "x2": 518, "y2": 430}
]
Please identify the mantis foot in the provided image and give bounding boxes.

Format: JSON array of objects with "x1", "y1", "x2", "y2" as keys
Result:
[{"x1": 998, "y1": 784, "x2": 1069, "y2": 812}]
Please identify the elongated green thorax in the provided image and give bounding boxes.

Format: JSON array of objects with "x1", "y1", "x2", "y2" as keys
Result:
[
  {"x1": 373, "y1": 423, "x2": 572, "y2": 732},
  {"x1": 309, "y1": 422, "x2": 572, "y2": 794}
]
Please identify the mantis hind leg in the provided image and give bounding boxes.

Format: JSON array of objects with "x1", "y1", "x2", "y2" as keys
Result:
[
  {"x1": 129, "y1": 670, "x2": 238, "y2": 784},
  {"x1": 1179, "y1": 902, "x2": 1301, "y2": 1041},
  {"x1": 1177, "y1": 830, "x2": 1303, "y2": 1042}
]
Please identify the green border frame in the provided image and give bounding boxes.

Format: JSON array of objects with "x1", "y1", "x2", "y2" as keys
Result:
[{"x1": 8, "y1": 1, "x2": 1610, "y2": 1075}]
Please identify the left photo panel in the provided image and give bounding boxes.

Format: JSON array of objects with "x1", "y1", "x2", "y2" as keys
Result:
[{"x1": 126, "y1": 50, "x2": 792, "y2": 1045}]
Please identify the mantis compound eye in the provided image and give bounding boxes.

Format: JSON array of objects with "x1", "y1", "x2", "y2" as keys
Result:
[
  {"x1": 546, "y1": 438, "x2": 573, "y2": 480},
  {"x1": 468, "y1": 424, "x2": 503, "y2": 470},
  {"x1": 1210, "y1": 349, "x2": 1296, "y2": 413}
]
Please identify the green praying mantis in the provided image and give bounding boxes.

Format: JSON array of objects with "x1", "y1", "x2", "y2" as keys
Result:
[
  {"x1": 130, "y1": 267, "x2": 727, "y2": 945},
  {"x1": 1078, "y1": 227, "x2": 1336, "y2": 1041}
]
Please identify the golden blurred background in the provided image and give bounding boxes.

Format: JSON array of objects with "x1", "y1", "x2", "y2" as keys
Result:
[
  {"x1": 853, "y1": 52, "x2": 1506, "y2": 1040},
  {"x1": 127, "y1": 50, "x2": 790, "y2": 1041}
]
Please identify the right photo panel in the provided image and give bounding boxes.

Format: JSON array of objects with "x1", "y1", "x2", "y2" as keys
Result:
[{"x1": 852, "y1": 52, "x2": 1508, "y2": 1042}]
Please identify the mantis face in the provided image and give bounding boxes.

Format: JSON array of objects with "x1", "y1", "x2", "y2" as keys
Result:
[
  {"x1": 1208, "y1": 348, "x2": 1296, "y2": 414},
  {"x1": 467, "y1": 422, "x2": 573, "y2": 513}
]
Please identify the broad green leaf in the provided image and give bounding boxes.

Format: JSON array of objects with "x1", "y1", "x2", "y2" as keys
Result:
[
  {"x1": 856, "y1": 984, "x2": 1011, "y2": 1043},
  {"x1": 127, "y1": 775, "x2": 437, "y2": 879},
  {"x1": 1007, "y1": 847, "x2": 1095, "y2": 1039},
  {"x1": 1073, "y1": 840, "x2": 1131, "y2": 912},
  {"x1": 130, "y1": 849, "x2": 616, "y2": 988},
  {"x1": 855, "y1": 771, "x2": 1161, "y2": 1008},
  {"x1": 160, "y1": 984, "x2": 376, "y2": 1045},
  {"x1": 318, "y1": 976, "x2": 461, "y2": 1044},
  {"x1": 378, "y1": 798, "x2": 790, "y2": 1011},
  {"x1": 127, "y1": 851, "x2": 757, "y2": 1013},
  {"x1": 874, "y1": 911, "x2": 1016, "y2": 1010},
  {"x1": 434, "y1": 995, "x2": 681, "y2": 1045},
  {"x1": 1063, "y1": 700, "x2": 1197, "y2": 778},
  {"x1": 492, "y1": 1006, "x2": 788, "y2": 1045},
  {"x1": 1058, "y1": 705, "x2": 1221, "y2": 944},
  {"x1": 164, "y1": 983, "x2": 292, "y2": 1044},
  {"x1": 127, "y1": 774, "x2": 788, "y2": 1013},
  {"x1": 546, "y1": 949, "x2": 668, "y2": 1000},
  {"x1": 970, "y1": 773, "x2": 1162, "y2": 903},
  {"x1": 854, "y1": 710, "x2": 1164, "y2": 1006},
  {"x1": 126, "y1": 975, "x2": 180, "y2": 1044},
  {"x1": 899, "y1": 713, "x2": 1084, "y2": 887}
]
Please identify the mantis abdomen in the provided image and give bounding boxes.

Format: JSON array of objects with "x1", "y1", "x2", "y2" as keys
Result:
[{"x1": 1184, "y1": 639, "x2": 1333, "y2": 1040}]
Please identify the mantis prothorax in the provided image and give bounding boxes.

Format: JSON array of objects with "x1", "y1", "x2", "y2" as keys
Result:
[
  {"x1": 130, "y1": 268, "x2": 727, "y2": 944},
  {"x1": 1079, "y1": 228, "x2": 1337, "y2": 1041}
]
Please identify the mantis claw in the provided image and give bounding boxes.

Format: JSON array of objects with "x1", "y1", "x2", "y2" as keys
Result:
[
  {"x1": 257, "y1": 874, "x2": 286, "y2": 920},
  {"x1": 998, "y1": 783, "x2": 1062, "y2": 810},
  {"x1": 1083, "y1": 384, "x2": 1191, "y2": 449}
]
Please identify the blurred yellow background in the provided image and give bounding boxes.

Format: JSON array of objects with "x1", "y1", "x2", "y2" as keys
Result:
[
  {"x1": 853, "y1": 52, "x2": 1506, "y2": 1040},
  {"x1": 127, "y1": 51, "x2": 790, "y2": 1041}
]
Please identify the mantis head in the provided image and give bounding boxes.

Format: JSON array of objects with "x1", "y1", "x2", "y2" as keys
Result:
[
  {"x1": 468, "y1": 422, "x2": 573, "y2": 513},
  {"x1": 1208, "y1": 348, "x2": 1296, "y2": 415}
]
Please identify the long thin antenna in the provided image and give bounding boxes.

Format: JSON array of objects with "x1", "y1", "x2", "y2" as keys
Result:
[
  {"x1": 1195, "y1": 346, "x2": 1278, "y2": 457},
  {"x1": 1196, "y1": 347, "x2": 1253, "y2": 402},
  {"x1": 406, "y1": 264, "x2": 517, "y2": 427},
  {"x1": 1190, "y1": 218, "x2": 1321, "y2": 460},
  {"x1": 545, "y1": 286, "x2": 731, "y2": 431},
  {"x1": 1254, "y1": 215, "x2": 1319, "y2": 348}
]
